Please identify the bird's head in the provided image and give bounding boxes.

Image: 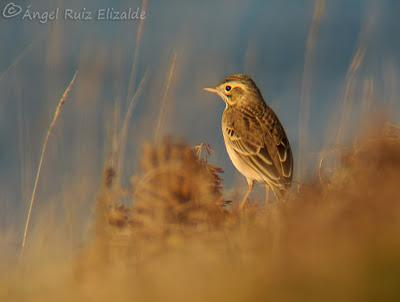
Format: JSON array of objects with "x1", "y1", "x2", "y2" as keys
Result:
[{"x1": 204, "y1": 74, "x2": 262, "y2": 107}]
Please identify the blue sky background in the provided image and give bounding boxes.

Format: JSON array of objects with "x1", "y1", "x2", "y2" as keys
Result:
[{"x1": 1, "y1": 0, "x2": 399, "y2": 232}]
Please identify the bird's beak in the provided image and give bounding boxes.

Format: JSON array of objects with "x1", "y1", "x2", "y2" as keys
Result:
[{"x1": 203, "y1": 87, "x2": 218, "y2": 94}]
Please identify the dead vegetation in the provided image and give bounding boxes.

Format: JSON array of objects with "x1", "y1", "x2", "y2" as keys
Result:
[
  {"x1": 35, "y1": 123, "x2": 394, "y2": 302},
  {"x1": 1, "y1": 118, "x2": 400, "y2": 301},
  {"x1": 1, "y1": 2, "x2": 400, "y2": 301}
]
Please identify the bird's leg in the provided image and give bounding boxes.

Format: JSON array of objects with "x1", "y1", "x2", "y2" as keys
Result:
[
  {"x1": 239, "y1": 179, "x2": 254, "y2": 210},
  {"x1": 264, "y1": 185, "x2": 270, "y2": 205}
]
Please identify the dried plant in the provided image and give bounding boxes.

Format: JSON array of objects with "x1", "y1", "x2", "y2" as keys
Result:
[
  {"x1": 154, "y1": 53, "x2": 177, "y2": 142},
  {"x1": 131, "y1": 139, "x2": 225, "y2": 242},
  {"x1": 3, "y1": 3, "x2": 400, "y2": 300},
  {"x1": 298, "y1": 0, "x2": 324, "y2": 179},
  {"x1": 77, "y1": 126, "x2": 400, "y2": 300},
  {"x1": 21, "y1": 71, "x2": 78, "y2": 253}
]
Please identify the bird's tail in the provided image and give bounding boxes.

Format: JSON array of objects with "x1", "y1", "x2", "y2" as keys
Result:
[{"x1": 266, "y1": 180, "x2": 291, "y2": 201}]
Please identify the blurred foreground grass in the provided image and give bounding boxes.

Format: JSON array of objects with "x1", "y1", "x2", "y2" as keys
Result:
[{"x1": 1, "y1": 122, "x2": 400, "y2": 302}]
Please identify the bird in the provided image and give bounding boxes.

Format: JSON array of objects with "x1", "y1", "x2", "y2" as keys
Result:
[{"x1": 204, "y1": 74, "x2": 293, "y2": 208}]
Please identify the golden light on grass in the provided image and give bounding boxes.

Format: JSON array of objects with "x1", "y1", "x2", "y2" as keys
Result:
[
  {"x1": 334, "y1": 46, "x2": 366, "y2": 147},
  {"x1": 1, "y1": 2, "x2": 400, "y2": 302},
  {"x1": 298, "y1": 0, "x2": 324, "y2": 180},
  {"x1": 21, "y1": 71, "x2": 78, "y2": 253},
  {"x1": 26, "y1": 123, "x2": 397, "y2": 302}
]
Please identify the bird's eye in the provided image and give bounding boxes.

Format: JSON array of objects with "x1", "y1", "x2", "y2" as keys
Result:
[{"x1": 225, "y1": 85, "x2": 232, "y2": 92}]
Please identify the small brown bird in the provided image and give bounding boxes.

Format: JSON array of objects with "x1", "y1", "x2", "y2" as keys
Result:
[{"x1": 204, "y1": 74, "x2": 293, "y2": 208}]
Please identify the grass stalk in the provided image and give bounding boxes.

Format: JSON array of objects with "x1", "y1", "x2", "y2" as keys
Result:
[
  {"x1": 20, "y1": 71, "x2": 78, "y2": 254},
  {"x1": 0, "y1": 38, "x2": 41, "y2": 84},
  {"x1": 125, "y1": 0, "x2": 149, "y2": 106},
  {"x1": 298, "y1": 0, "x2": 324, "y2": 180},
  {"x1": 154, "y1": 52, "x2": 177, "y2": 142},
  {"x1": 117, "y1": 69, "x2": 150, "y2": 179}
]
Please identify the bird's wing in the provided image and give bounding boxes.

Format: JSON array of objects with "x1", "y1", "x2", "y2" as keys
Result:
[
  {"x1": 257, "y1": 111, "x2": 293, "y2": 182},
  {"x1": 272, "y1": 134, "x2": 293, "y2": 180},
  {"x1": 224, "y1": 122, "x2": 282, "y2": 184}
]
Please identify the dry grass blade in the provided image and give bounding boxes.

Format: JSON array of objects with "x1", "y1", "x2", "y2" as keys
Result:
[
  {"x1": 335, "y1": 8, "x2": 376, "y2": 146},
  {"x1": 20, "y1": 71, "x2": 78, "y2": 254},
  {"x1": 335, "y1": 49, "x2": 365, "y2": 147},
  {"x1": 0, "y1": 38, "x2": 41, "y2": 84},
  {"x1": 117, "y1": 69, "x2": 150, "y2": 179},
  {"x1": 318, "y1": 146, "x2": 344, "y2": 185},
  {"x1": 125, "y1": 0, "x2": 149, "y2": 106},
  {"x1": 109, "y1": 99, "x2": 121, "y2": 172},
  {"x1": 361, "y1": 76, "x2": 374, "y2": 118},
  {"x1": 298, "y1": 0, "x2": 324, "y2": 180},
  {"x1": 154, "y1": 52, "x2": 177, "y2": 142}
]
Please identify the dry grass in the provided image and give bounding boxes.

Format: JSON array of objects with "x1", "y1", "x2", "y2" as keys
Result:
[
  {"x1": 154, "y1": 53, "x2": 178, "y2": 142},
  {"x1": 21, "y1": 71, "x2": 78, "y2": 253},
  {"x1": 298, "y1": 0, "x2": 324, "y2": 179},
  {"x1": 3, "y1": 122, "x2": 400, "y2": 302},
  {"x1": 2, "y1": 3, "x2": 400, "y2": 301}
]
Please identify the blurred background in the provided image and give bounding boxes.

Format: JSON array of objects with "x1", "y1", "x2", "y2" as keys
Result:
[{"x1": 0, "y1": 0, "x2": 399, "y2": 236}]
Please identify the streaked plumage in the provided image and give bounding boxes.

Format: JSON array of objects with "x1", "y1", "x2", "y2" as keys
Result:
[{"x1": 204, "y1": 74, "x2": 293, "y2": 206}]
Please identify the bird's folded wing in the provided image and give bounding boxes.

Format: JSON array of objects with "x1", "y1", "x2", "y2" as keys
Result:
[
  {"x1": 225, "y1": 127, "x2": 281, "y2": 182},
  {"x1": 274, "y1": 137, "x2": 292, "y2": 179},
  {"x1": 256, "y1": 110, "x2": 293, "y2": 182}
]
